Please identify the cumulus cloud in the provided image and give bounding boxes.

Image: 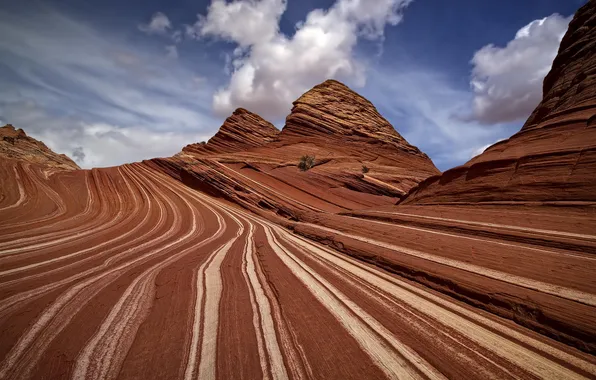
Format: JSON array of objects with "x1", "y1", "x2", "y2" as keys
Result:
[
  {"x1": 363, "y1": 66, "x2": 515, "y2": 170},
  {"x1": 139, "y1": 12, "x2": 172, "y2": 35},
  {"x1": 464, "y1": 14, "x2": 571, "y2": 124},
  {"x1": 189, "y1": 0, "x2": 412, "y2": 119},
  {"x1": 187, "y1": 0, "x2": 287, "y2": 47}
]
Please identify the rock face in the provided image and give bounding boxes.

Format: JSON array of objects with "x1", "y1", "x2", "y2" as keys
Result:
[
  {"x1": 523, "y1": 3, "x2": 596, "y2": 130},
  {"x1": 401, "y1": 1, "x2": 596, "y2": 205},
  {"x1": 181, "y1": 108, "x2": 279, "y2": 156},
  {"x1": 0, "y1": 124, "x2": 80, "y2": 170},
  {"x1": 280, "y1": 80, "x2": 423, "y2": 154},
  {"x1": 165, "y1": 80, "x2": 440, "y2": 221}
]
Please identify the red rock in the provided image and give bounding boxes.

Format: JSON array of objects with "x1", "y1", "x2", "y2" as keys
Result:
[
  {"x1": 0, "y1": 124, "x2": 80, "y2": 171},
  {"x1": 161, "y1": 80, "x2": 439, "y2": 220},
  {"x1": 181, "y1": 108, "x2": 279, "y2": 156},
  {"x1": 281, "y1": 79, "x2": 423, "y2": 153},
  {"x1": 2, "y1": 5, "x2": 595, "y2": 375},
  {"x1": 401, "y1": 1, "x2": 596, "y2": 205}
]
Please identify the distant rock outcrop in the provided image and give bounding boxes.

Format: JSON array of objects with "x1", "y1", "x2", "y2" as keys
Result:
[
  {"x1": 0, "y1": 124, "x2": 80, "y2": 170},
  {"x1": 401, "y1": 1, "x2": 596, "y2": 205},
  {"x1": 182, "y1": 108, "x2": 279, "y2": 156}
]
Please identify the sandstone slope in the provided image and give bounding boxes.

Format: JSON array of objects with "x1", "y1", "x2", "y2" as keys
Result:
[
  {"x1": 1, "y1": 151, "x2": 595, "y2": 379},
  {"x1": 0, "y1": 124, "x2": 79, "y2": 171},
  {"x1": 401, "y1": 1, "x2": 596, "y2": 205}
]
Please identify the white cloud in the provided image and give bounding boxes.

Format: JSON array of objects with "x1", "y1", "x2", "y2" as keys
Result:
[
  {"x1": 139, "y1": 12, "x2": 172, "y2": 35},
  {"x1": 188, "y1": 0, "x2": 287, "y2": 47},
  {"x1": 464, "y1": 13, "x2": 571, "y2": 124},
  {"x1": 191, "y1": 0, "x2": 412, "y2": 120}
]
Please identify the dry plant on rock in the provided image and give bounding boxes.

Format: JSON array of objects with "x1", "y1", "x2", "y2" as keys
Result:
[{"x1": 298, "y1": 155, "x2": 315, "y2": 171}]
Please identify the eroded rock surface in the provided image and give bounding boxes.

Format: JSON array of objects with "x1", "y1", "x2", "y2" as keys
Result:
[
  {"x1": 162, "y1": 80, "x2": 439, "y2": 220},
  {"x1": 0, "y1": 124, "x2": 79, "y2": 171},
  {"x1": 1, "y1": 3, "x2": 595, "y2": 377},
  {"x1": 281, "y1": 79, "x2": 423, "y2": 152},
  {"x1": 181, "y1": 108, "x2": 279, "y2": 156}
]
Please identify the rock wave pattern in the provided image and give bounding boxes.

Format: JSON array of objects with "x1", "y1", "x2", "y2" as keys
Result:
[
  {"x1": 1, "y1": 3, "x2": 596, "y2": 378},
  {"x1": 1, "y1": 158, "x2": 595, "y2": 379}
]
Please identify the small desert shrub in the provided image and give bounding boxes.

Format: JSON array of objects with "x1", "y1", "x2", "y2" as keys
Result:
[
  {"x1": 361, "y1": 165, "x2": 370, "y2": 174},
  {"x1": 298, "y1": 155, "x2": 315, "y2": 171}
]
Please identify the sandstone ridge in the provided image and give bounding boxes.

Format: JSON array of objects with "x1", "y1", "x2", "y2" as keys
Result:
[
  {"x1": 0, "y1": 124, "x2": 79, "y2": 170},
  {"x1": 280, "y1": 79, "x2": 428, "y2": 157},
  {"x1": 182, "y1": 108, "x2": 279, "y2": 156},
  {"x1": 163, "y1": 80, "x2": 439, "y2": 221}
]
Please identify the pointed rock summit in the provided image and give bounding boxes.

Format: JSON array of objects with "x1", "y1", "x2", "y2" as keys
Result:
[
  {"x1": 0, "y1": 124, "x2": 80, "y2": 170},
  {"x1": 281, "y1": 80, "x2": 416, "y2": 150},
  {"x1": 402, "y1": 0, "x2": 596, "y2": 204},
  {"x1": 183, "y1": 108, "x2": 279, "y2": 156}
]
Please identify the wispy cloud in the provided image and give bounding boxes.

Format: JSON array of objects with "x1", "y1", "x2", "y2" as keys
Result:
[
  {"x1": 138, "y1": 12, "x2": 172, "y2": 35},
  {"x1": 0, "y1": 5, "x2": 217, "y2": 167}
]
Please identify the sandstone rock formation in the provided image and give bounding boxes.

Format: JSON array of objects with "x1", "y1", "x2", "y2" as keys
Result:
[
  {"x1": 401, "y1": 1, "x2": 596, "y2": 204},
  {"x1": 3, "y1": 154, "x2": 595, "y2": 378},
  {"x1": 524, "y1": 2, "x2": 596, "y2": 130},
  {"x1": 181, "y1": 108, "x2": 279, "y2": 156},
  {"x1": 1, "y1": 3, "x2": 596, "y2": 378},
  {"x1": 280, "y1": 79, "x2": 423, "y2": 153},
  {"x1": 158, "y1": 80, "x2": 439, "y2": 221},
  {"x1": 0, "y1": 124, "x2": 79, "y2": 171}
]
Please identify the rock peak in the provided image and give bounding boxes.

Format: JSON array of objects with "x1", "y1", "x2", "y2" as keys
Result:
[
  {"x1": 182, "y1": 108, "x2": 279, "y2": 156},
  {"x1": 0, "y1": 125, "x2": 80, "y2": 170},
  {"x1": 232, "y1": 107, "x2": 252, "y2": 115},
  {"x1": 280, "y1": 79, "x2": 412, "y2": 148}
]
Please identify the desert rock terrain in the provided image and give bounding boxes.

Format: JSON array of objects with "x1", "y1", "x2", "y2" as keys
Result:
[{"x1": 0, "y1": 2, "x2": 595, "y2": 379}]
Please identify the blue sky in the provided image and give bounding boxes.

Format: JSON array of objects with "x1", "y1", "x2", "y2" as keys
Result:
[{"x1": 0, "y1": 0, "x2": 585, "y2": 169}]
